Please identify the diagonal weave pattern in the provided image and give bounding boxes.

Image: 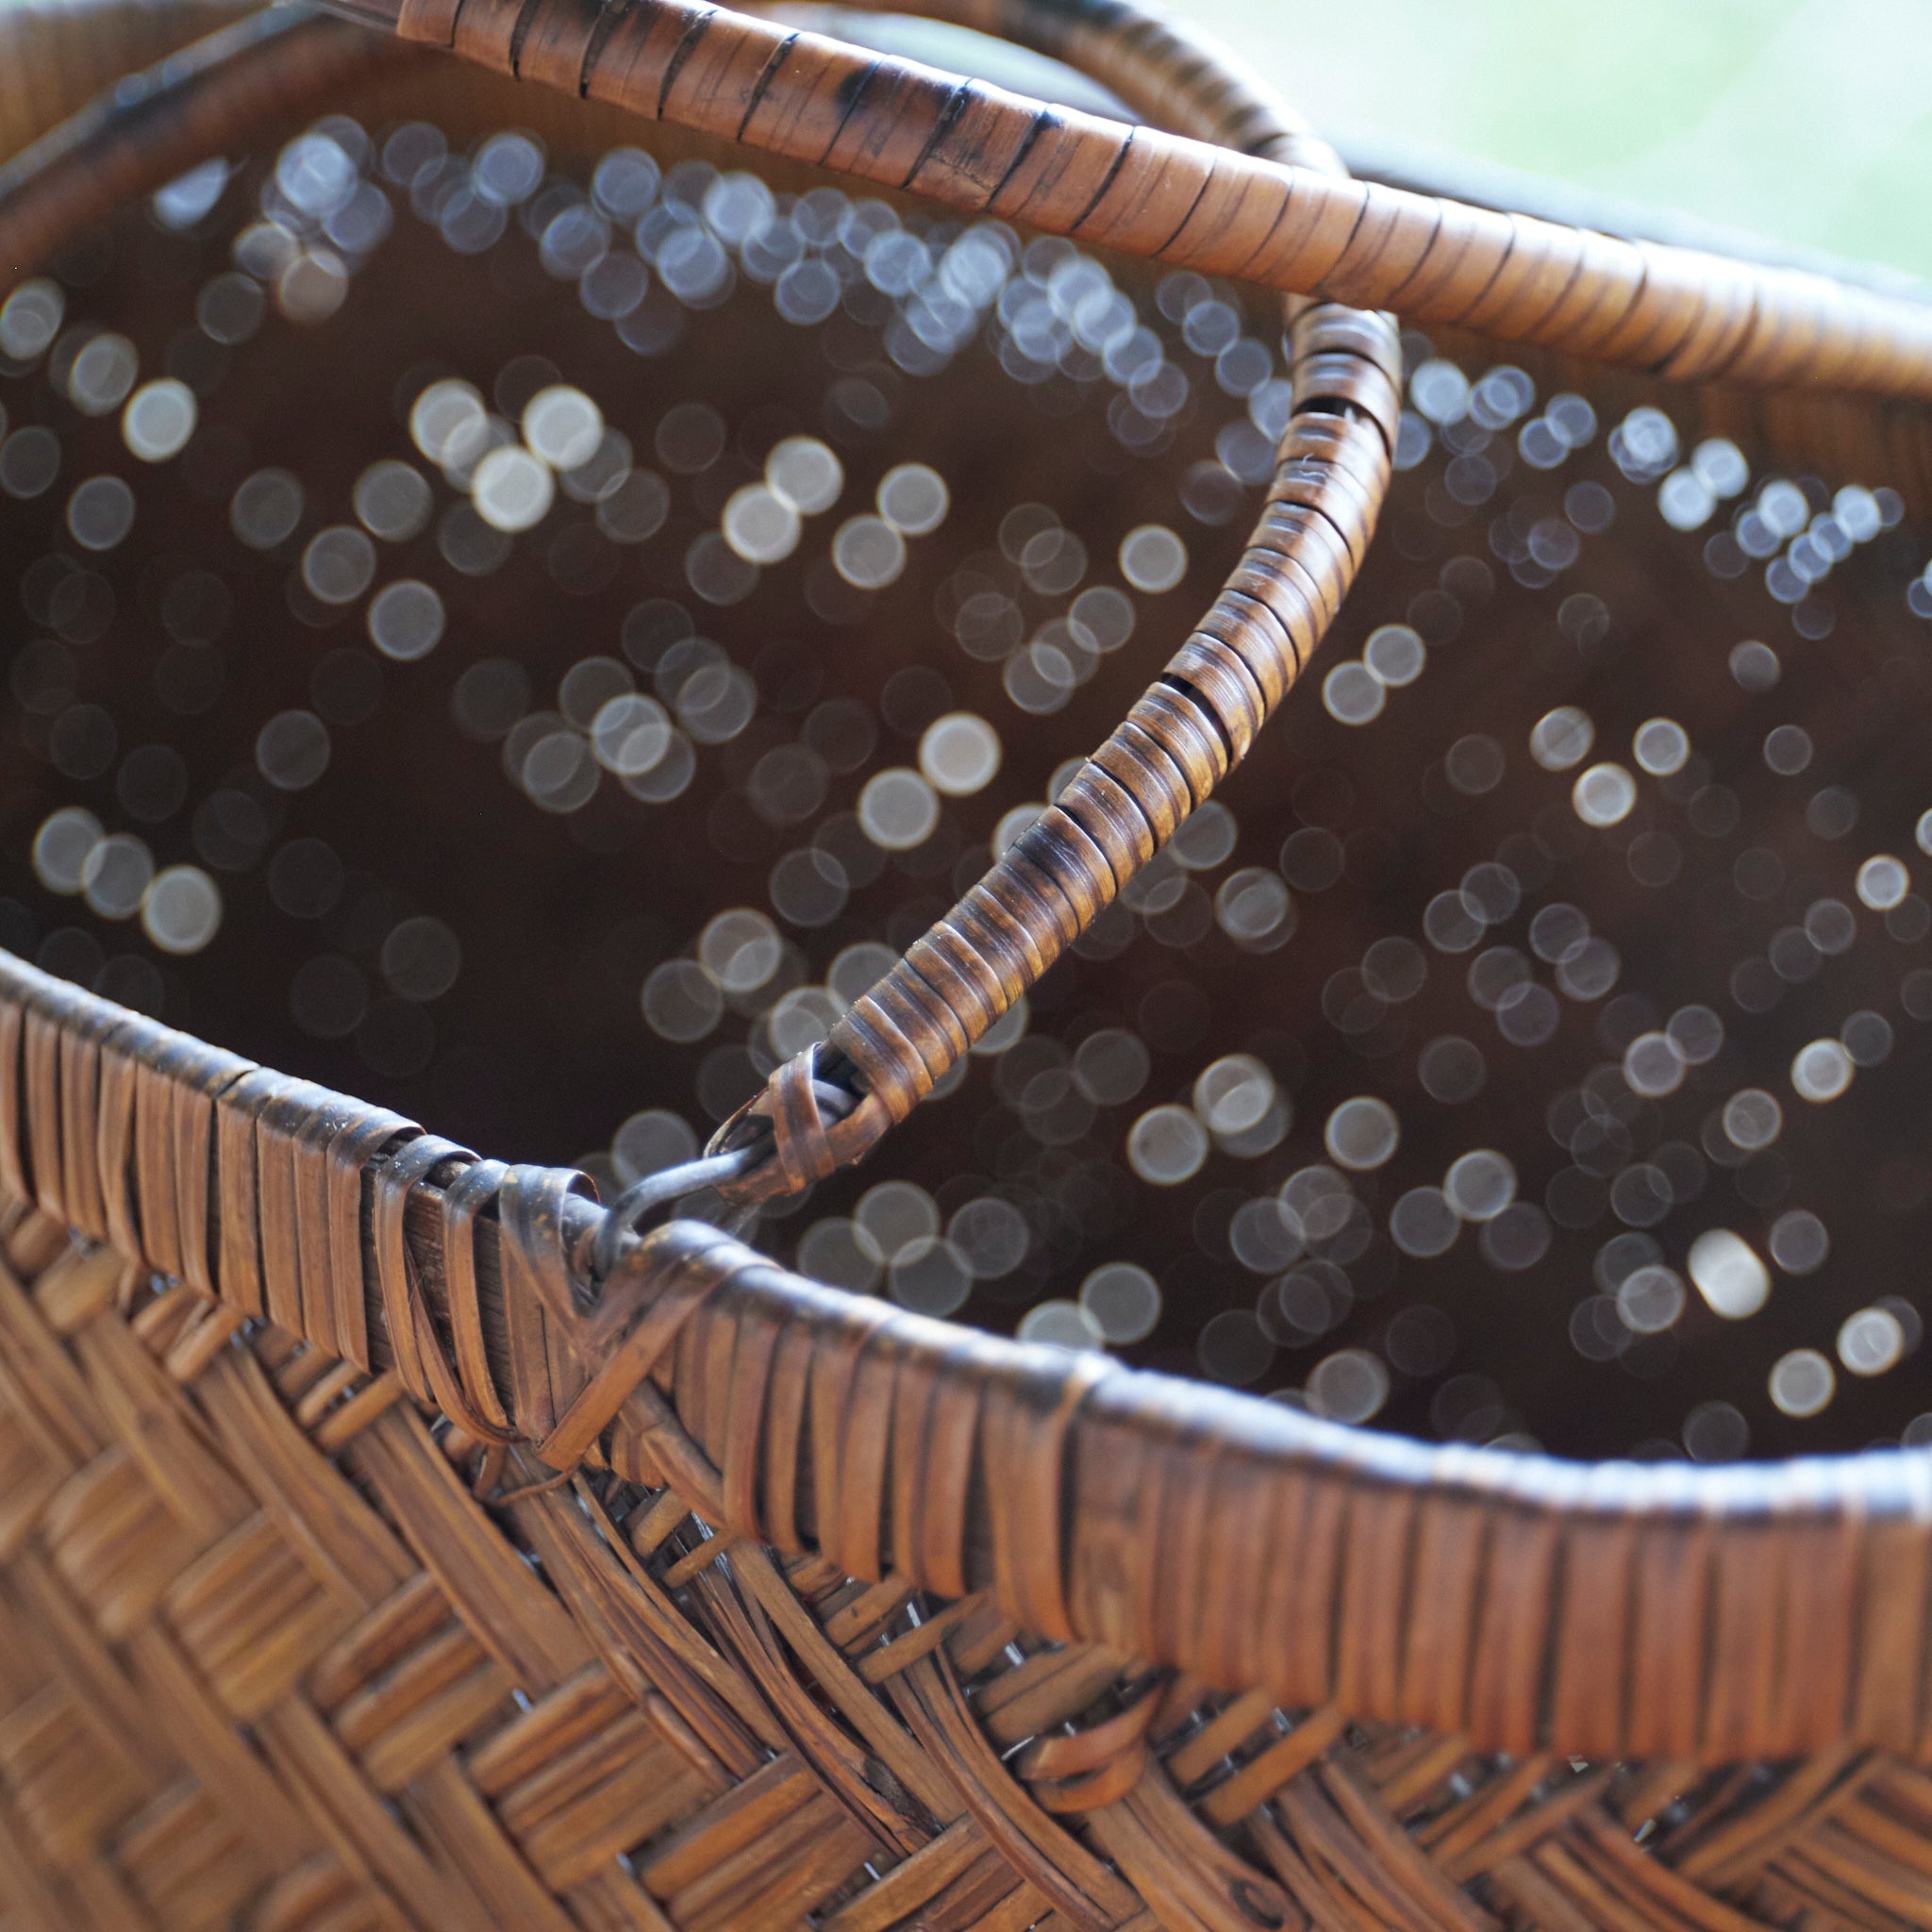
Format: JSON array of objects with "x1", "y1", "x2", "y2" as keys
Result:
[
  {"x1": 6, "y1": 1, "x2": 1932, "y2": 1926},
  {"x1": 1, "y1": 1042, "x2": 1931, "y2": 1930}
]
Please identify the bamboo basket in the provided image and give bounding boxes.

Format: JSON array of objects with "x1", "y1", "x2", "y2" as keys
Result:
[{"x1": 4, "y1": 2, "x2": 1932, "y2": 1927}]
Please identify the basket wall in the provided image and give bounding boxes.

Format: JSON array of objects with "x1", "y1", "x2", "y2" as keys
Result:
[{"x1": 1, "y1": 1131, "x2": 1929, "y2": 1932}]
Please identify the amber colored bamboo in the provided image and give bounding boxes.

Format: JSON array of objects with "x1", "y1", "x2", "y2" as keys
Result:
[
  {"x1": 4, "y1": 11, "x2": 1932, "y2": 1930},
  {"x1": 7, "y1": 946, "x2": 1932, "y2": 1777},
  {"x1": 0, "y1": 0, "x2": 253, "y2": 159},
  {"x1": 703, "y1": 0, "x2": 1401, "y2": 1194}
]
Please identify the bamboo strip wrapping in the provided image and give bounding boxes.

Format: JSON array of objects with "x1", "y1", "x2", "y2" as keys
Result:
[{"x1": 3, "y1": 949, "x2": 1930, "y2": 1765}]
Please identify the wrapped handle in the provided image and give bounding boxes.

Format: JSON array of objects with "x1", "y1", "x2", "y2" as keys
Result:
[
  {"x1": 714, "y1": 301, "x2": 1396, "y2": 1201},
  {"x1": 316, "y1": 0, "x2": 1932, "y2": 398},
  {"x1": 291, "y1": 0, "x2": 1932, "y2": 1198},
  {"x1": 688, "y1": 0, "x2": 1400, "y2": 1198}
]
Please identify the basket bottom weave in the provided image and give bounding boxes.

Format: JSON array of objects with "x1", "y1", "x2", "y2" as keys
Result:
[{"x1": 0, "y1": 1192, "x2": 1926, "y2": 1929}]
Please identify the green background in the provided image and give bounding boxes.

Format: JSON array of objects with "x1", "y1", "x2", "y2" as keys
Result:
[{"x1": 1165, "y1": 0, "x2": 1929, "y2": 283}]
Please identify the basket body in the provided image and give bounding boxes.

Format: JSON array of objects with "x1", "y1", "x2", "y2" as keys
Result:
[{"x1": 3, "y1": 7, "x2": 1932, "y2": 1931}]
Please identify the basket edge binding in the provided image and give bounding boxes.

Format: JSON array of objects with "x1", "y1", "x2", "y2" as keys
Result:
[
  {"x1": 3, "y1": 0, "x2": 1932, "y2": 1769},
  {"x1": 5, "y1": 951, "x2": 1932, "y2": 1771}
]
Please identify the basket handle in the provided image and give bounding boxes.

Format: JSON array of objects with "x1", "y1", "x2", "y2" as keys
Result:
[
  {"x1": 318, "y1": 0, "x2": 1932, "y2": 399},
  {"x1": 507, "y1": 0, "x2": 1394, "y2": 1208},
  {"x1": 697, "y1": 0, "x2": 1397, "y2": 1207},
  {"x1": 306, "y1": 0, "x2": 1932, "y2": 1205},
  {"x1": 707, "y1": 296, "x2": 1396, "y2": 1201}
]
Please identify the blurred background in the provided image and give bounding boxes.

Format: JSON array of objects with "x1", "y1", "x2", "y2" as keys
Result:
[{"x1": 1149, "y1": 0, "x2": 1928, "y2": 285}]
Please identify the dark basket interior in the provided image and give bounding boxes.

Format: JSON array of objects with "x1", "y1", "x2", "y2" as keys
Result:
[{"x1": 5, "y1": 104, "x2": 1931, "y2": 1464}]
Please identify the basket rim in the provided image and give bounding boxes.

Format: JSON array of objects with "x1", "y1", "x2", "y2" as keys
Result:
[
  {"x1": 7, "y1": 944, "x2": 1932, "y2": 1764},
  {"x1": 6, "y1": 3, "x2": 1932, "y2": 1762}
]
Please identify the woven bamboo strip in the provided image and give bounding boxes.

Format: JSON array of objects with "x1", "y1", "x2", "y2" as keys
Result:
[{"x1": 0, "y1": 1198, "x2": 1885, "y2": 1932}]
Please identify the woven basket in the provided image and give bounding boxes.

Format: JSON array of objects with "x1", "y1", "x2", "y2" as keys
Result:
[{"x1": 4, "y1": 3, "x2": 1932, "y2": 1927}]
